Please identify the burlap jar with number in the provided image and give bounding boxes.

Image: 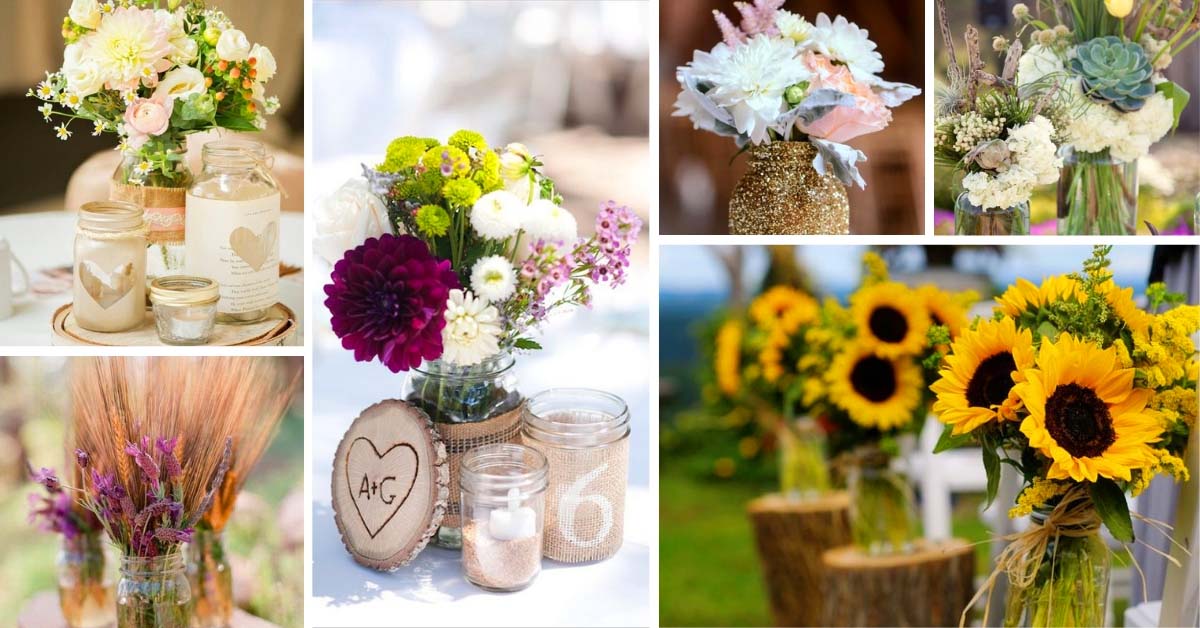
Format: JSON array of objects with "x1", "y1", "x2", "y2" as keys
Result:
[{"x1": 521, "y1": 389, "x2": 630, "y2": 563}]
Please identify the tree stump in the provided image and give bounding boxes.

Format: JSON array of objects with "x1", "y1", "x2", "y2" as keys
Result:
[
  {"x1": 821, "y1": 539, "x2": 976, "y2": 627},
  {"x1": 747, "y1": 491, "x2": 852, "y2": 627}
]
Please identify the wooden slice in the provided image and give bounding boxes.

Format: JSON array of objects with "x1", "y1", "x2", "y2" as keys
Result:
[
  {"x1": 331, "y1": 399, "x2": 449, "y2": 571},
  {"x1": 747, "y1": 492, "x2": 852, "y2": 627},
  {"x1": 821, "y1": 539, "x2": 976, "y2": 627}
]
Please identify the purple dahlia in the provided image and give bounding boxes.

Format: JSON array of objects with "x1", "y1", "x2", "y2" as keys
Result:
[{"x1": 325, "y1": 234, "x2": 459, "y2": 373}]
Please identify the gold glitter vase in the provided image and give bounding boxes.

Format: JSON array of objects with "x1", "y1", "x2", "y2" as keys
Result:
[{"x1": 729, "y1": 142, "x2": 849, "y2": 235}]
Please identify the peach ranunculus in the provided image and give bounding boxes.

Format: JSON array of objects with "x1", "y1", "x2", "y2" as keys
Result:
[
  {"x1": 123, "y1": 95, "x2": 173, "y2": 148},
  {"x1": 797, "y1": 52, "x2": 892, "y2": 143}
]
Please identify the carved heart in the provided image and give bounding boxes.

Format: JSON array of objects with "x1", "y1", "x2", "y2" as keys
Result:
[
  {"x1": 78, "y1": 260, "x2": 135, "y2": 309},
  {"x1": 228, "y1": 221, "x2": 277, "y2": 272},
  {"x1": 345, "y1": 437, "x2": 419, "y2": 539}
]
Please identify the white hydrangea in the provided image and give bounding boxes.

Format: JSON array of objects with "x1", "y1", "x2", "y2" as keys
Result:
[
  {"x1": 470, "y1": 255, "x2": 517, "y2": 303},
  {"x1": 963, "y1": 116, "x2": 1062, "y2": 210},
  {"x1": 441, "y1": 289, "x2": 502, "y2": 367},
  {"x1": 470, "y1": 190, "x2": 526, "y2": 239},
  {"x1": 963, "y1": 168, "x2": 1038, "y2": 210},
  {"x1": 523, "y1": 199, "x2": 577, "y2": 242}
]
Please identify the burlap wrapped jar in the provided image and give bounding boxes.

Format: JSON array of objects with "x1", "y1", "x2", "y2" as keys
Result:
[
  {"x1": 728, "y1": 141, "x2": 849, "y2": 235},
  {"x1": 521, "y1": 389, "x2": 629, "y2": 563}
]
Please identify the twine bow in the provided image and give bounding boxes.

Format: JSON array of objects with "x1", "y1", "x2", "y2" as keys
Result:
[{"x1": 75, "y1": 223, "x2": 151, "y2": 241}]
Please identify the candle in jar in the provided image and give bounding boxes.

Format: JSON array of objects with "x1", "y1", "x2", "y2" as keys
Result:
[{"x1": 489, "y1": 487, "x2": 536, "y2": 541}]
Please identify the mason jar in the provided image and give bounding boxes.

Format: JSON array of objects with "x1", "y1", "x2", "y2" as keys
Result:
[
  {"x1": 522, "y1": 388, "x2": 629, "y2": 562},
  {"x1": 148, "y1": 276, "x2": 219, "y2": 345},
  {"x1": 187, "y1": 526, "x2": 232, "y2": 628},
  {"x1": 403, "y1": 353, "x2": 523, "y2": 548},
  {"x1": 460, "y1": 443, "x2": 548, "y2": 592},
  {"x1": 115, "y1": 552, "x2": 192, "y2": 628},
  {"x1": 73, "y1": 201, "x2": 147, "y2": 333},
  {"x1": 57, "y1": 533, "x2": 116, "y2": 628},
  {"x1": 185, "y1": 140, "x2": 280, "y2": 324}
]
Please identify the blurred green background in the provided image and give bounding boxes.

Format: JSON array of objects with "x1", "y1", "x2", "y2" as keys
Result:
[{"x1": 0, "y1": 357, "x2": 304, "y2": 627}]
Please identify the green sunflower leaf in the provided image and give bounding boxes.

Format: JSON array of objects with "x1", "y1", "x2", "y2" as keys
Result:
[
  {"x1": 933, "y1": 424, "x2": 973, "y2": 453},
  {"x1": 1090, "y1": 478, "x2": 1134, "y2": 543},
  {"x1": 982, "y1": 443, "x2": 1000, "y2": 508}
]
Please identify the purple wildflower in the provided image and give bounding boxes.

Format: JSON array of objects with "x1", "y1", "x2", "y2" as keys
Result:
[
  {"x1": 125, "y1": 437, "x2": 160, "y2": 492},
  {"x1": 75, "y1": 448, "x2": 90, "y2": 469},
  {"x1": 31, "y1": 466, "x2": 61, "y2": 492},
  {"x1": 156, "y1": 437, "x2": 182, "y2": 481}
]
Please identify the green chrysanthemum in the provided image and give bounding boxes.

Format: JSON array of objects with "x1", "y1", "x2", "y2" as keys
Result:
[
  {"x1": 394, "y1": 170, "x2": 445, "y2": 204},
  {"x1": 448, "y1": 129, "x2": 488, "y2": 154},
  {"x1": 472, "y1": 150, "x2": 504, "y2": 193},
  {"x1": 379, "y1": 136, "x2": 438, "y2": 173},
  {"x1": 421, "y1": 145, "x2": 471, "y2": 178},
  {"x1": 415, "y1": 204, "x2": 451, "y2": 237},
  {"x1": 442, "y1": 178, "x2": 482, "y2": 208}
]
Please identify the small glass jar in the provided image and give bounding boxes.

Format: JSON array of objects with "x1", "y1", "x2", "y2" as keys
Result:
[
  {"x1": 522, "y1": 388, "x2": 630, "y2": 563},
  {"x1": 73, "y1": 201, "x2": 147, "y2": 333},
  {"x1": 186, "y1": 140, "x2": 280, "y2": 324},
  {"x1": 778, "y1": 417, "x2": 830, "y2": 500},
  {"x1": 58, "y1": 533, "x2": 116, "y2": 628},
  {"x1": 116, "y1": 552, "x2": 192, "y2": 628},
  {"x1": 460, "y1": 443, "x2": 547, "y2": 592},
  {"x1": 1057, "y1": 147, "x2": 1138, "y2": 235},
  {"x1": 847, "y1": 456, "x2": 921, "y2": 556},
  {"x1": 187, "y1": 526, "x2": 232, "y2": 628},
  {"x1": 149, "y1": 276, "x2": 219, "y2": 345},
  {"x1": 954, "y1": 192, "x2": 1030, "y2": 235}
]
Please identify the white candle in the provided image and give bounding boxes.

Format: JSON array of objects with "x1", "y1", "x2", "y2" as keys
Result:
[{"x1": 488, "y1": 487, "x2": 536, "y2": 541}]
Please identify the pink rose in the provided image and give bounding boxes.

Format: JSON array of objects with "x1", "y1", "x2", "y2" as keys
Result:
[
  {"x1": 123, "y1": 95, "x2": 173, "y2": 149},
  {"x1": 797, "y1": 52, "x2": 892, "y2": 143}
]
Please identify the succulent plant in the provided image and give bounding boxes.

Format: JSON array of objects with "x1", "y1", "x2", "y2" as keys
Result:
[{"x1": 1069, "y1": 36, "x2": 1155, "y2": 112}]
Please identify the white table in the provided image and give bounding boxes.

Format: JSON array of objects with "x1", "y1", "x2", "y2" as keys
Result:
[
  {"x1": 0, "y1": 211, "x2": 305, "y2": 346},
  {"x1": 309, "y1": 257, "x2": 652, "y2": 627}
]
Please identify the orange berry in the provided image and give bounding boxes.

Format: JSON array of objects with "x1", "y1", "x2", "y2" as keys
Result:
[
  {"x1": 230, "y1": 67, "x2": 241, "y2": 79},
  {"x1": 215, "y1": 91, "x2": 226, "y2": 102},
  {"x1": 247, "y1": 102, "x2": 257, "y2": 112},
  {"x1": 248, "y1": 57, "x2": 257, "y2": 66},
  {"x1": 204, "y1": 77, "x2": 213, "y2": 88},
  {"x1": 249, "y1": 68, "x2": 257, "y2": 79},
  {"x1": 242, "y1": 79, "x2": 253, "y2": 89},
  {"x1": 217, "y1": 60, "x2": 228, "y2": 72}
]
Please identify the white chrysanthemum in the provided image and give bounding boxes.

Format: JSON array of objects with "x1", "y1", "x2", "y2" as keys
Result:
[
  {"x1": 524, "y1": 199, "x2": 577, "y2": 242},
  {"x1": 314, "y1": 178, "x2": 394, "y2": 266},
  {"x1": 441, "y1": 289, "x2": 502, "y2": 367},
  {"x1": 775, "y1": 10, "x2": 813, "y2": 45},
  {"x1": 694, "y1": 36, "x2": 811, "y2": 144},
  {"x1": 808, "y1": 13, "x2": 884, "y2": 83},
  {"x1": 85, "y1": 7, "x2": 173, "y2": 85},
  {"x1": 470, "y1": 190, "x2": 526, "y2": 239},
  {"x1": 470, "y1": 255, "x2": 517, "y2": 303}
]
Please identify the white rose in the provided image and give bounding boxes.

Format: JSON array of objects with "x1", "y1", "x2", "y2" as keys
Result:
[
  {"x1": 62, "y1": 43, "x2": 105, "y2": 97},
  {"x1": 68, "y1": 0, "x2": 102, "y2": 29},
  {"x1": 153, "y1": 66, "x2": 205, "y2": 102},
  {"x1": 250, "y1": 44, "x2": 276, "y2": 82},
  {"x1": 314, "y1": 178, "x2": 395, "y2": 266},
  {"x1": 216, "y1": 29, "x2": 251, "y2": 62}
]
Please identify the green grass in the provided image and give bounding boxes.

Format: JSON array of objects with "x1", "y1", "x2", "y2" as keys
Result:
[{"x1": 659, "y1": 467, "x2": 774, "y2": 627}]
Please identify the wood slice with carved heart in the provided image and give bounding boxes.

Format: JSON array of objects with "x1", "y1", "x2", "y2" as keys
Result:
[{"x1": 331, "y1": 399, "x2": 448, "y2": 571}]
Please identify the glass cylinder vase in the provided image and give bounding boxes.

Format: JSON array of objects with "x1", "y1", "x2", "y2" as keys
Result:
[
  {"x1": 778, "y1": 417, "x2": 830, "y2": 500},
  {"x1": 954, "y1": 192, "x2": 1030, "y2": 235},
  {"x1": 846, "y1": 456, "x2": 920, "y2": 555},
  {"x1": 1056, "y1": 147, "x2": 1138, "y2": 235},
  {"x1": 110, "y1": 140, "x2": 192, "y2": 279},
  {"x1": 1003, "y1": 510, "x2": 1110, "y2": 627},
  {"x1": 58, "y1": 533, "x2": 116, "y2": 628},
  {"x1": 186, "y1": 527, "x2": 231, "y2": 628},
  {"x1": 729, "y1": 141, "x2": 850, "y2": 235},
  {"x1": 460, "y1": 443, "x2": 547, "y2": 592},
  {"x1": 403, "y1": 353, "x2": 522, "y2": 549},
  {"x1": 116, "y1": 552, "x2": 192, "y2": 628}
]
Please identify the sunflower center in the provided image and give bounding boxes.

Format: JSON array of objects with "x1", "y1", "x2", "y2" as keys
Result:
[
  {"x1": 966, "y1": 352, "x2": 1017, "y2": 409},
  {"x1": 868, "y1": 306, "x2": 908, "y2": 343},
  {"x1": 850, "y1": 356, "x2": 897, "y2": 403},
  {"x1": 1045, "y1": 383, "x2": 1115, "y2": 458}
]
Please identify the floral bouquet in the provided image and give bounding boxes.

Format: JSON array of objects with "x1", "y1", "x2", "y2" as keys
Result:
[
  {"x1": 1010, "y1": 0, "x2": 1197, "y2": 234},
  {"x1": 673, "y1": 1, "x2": 919, "y2": 233},
  {"x1": 29, "y1": 464, "x2": 115, "y2": 628},
  {"x1": 31, "y1": 0, "x2": 280, "y2": 270},
  {"x1": 930, "y1": 246, "x2": 1197, "y2": 626},
  {"x1": 934, "y1": 0, "x2": 1068, "y2": 235},
  {"x1": 788, "y1": 253, "x2": 974, "y2": 553}
]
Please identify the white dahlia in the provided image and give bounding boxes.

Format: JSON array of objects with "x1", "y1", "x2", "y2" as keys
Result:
[
  {"x1": 523, "y1": 199, "x2": 577, "y2": 242},
  {"x1": 85, "y1": 7, "x2": 172, "y2": 86},
  {"x1": 696, "y1": 36, "x2": 811, "y2": 144},
  {"x1": 808, "y1": 13, "x2": 884, "y2": 84},
  {"x1": 441, "y1": 289, "x2": 503, "y2": 366},
  {"x1": 470, "y1": 190, "x2": 526, "y2": 239}
]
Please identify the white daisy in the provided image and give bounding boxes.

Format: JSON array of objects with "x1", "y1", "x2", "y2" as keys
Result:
[
  {"x1": 38, "y1": 103, "x2": 53, "y2": 121},
  {"x1": 62, "y1": 92, "x2": 83, "y2": 109},
  {"x1": 441, "y1": 289, "x2": 503, "y2": 366},
  {"x1": 55, "y1": 125, "x2": 72, "y2": 140},
  {"x1": 134, "y1": 161, "x2": 152, "y2": 176},
  {"x1": 470, "y1": 190, "x2": 526, "y2": 239},
  {"x1": 92, "y1": 120, "x2": 106, "y2": 136},
  {"x1": 37, "y1": 82, "x2": 55, "y2": 99},
  {"x1": 808, "y1": 13, "x2": 884, "y2": 84},
  {"x1": 523, "y1": 199, "x2": 577, "y2": 242},
  {"x1": 470, "y1": 256, "x2": 517, "y2": 303}
]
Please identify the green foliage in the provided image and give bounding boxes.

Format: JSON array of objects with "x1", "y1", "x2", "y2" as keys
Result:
[
  {"x1": 1155, "y1": 81, "x2": 1191, "y2": 131},
  {"x1": 1090, "y1": 478, "x2": 1135, "y2": 542}
]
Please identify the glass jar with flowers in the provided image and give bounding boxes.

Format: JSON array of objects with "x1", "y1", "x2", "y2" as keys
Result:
[
  {"x1": 322, "y1": 130, "x2": 643, "y2": 548},
  {"x1": 674, "y1": 3, "x2": 920, "y2": 235},
  {"x1": 31, "y1": 1, "x2": 282, "y2": 276}
]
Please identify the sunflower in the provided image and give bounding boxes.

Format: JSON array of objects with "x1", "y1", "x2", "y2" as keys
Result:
[
  {"x1": 919, "y1": 285, "x2": 970, "y2": 338},
  {"x1": 714, "y1": 320, "x2": 743, "y2": 396},
  {"x1": 851, "y1": 282, "x2": 930, "y2": 358},
  {"x1": 931, "y1": 317, "x2": 1036, "y2": 435},
  {"x1": 1015, "y1": 333, "x2": 1161, "y2": 482},
  {"x1": 827, "y1": 343, "x2": 923, "y2": 431},
  {"x1": 994, "y1": 274, "x2": 1084, "y2": 318},
  {"x1": 1096, "y1": 279, "x2": 1151, "y2": 334},
  {"x1": 750, "y1": 286, "x2": 819, "y2": 334}
]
